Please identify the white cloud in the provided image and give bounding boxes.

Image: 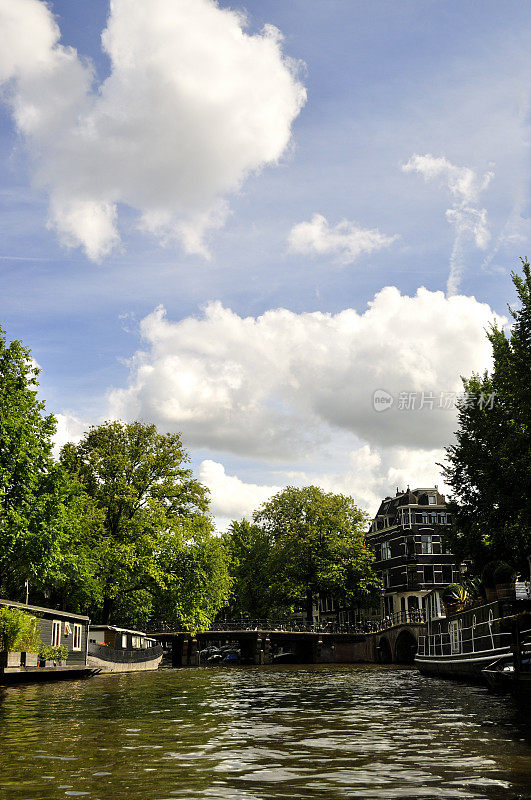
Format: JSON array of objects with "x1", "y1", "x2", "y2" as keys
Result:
[
  {"x1": 402, "y1": 154, "x2": 493, "y2": 294},
  {"x1": 199, "y1": 459, "x2": 280, "y2": 530},
  {"x1": 287, "y1": 213, "x2": 397, "y2": 265},
  {"x1": 109, "y1": 287, "x2": 503, "y2": 460},
  {"x1": 0, "y1": 0, "x2": 306, "y2": 260},
  {"x1": 53, "y1": 412, "x2": 89, "y2": 458}
]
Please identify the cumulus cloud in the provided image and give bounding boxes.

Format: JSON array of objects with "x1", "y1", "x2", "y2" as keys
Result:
[
  {"x1": 109, "y1": 287, "x2": 503, "y2": 460},
  {"x1": 0, "y1": 0, "x2": 306, "y2": 260},
  {"x1": 402, "y1": 154, "x2": 493, "y2": 294},
  {"x1": 287, "y1": 213, "x2": 397, "y2": 265},
  {"x1": 53, "y1": 412, "x2": 90, "y2": 457},
  {"x1": 199, "y1": 459, "x2": 280, "y2": 530}
]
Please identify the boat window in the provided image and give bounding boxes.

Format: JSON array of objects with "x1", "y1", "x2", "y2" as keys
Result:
[
  {"x1": 121, "y1": 634, "x2": 128, "y2": 648},
  {"x1": 51, "y1": 620, "x2": 61, "y2": 647},
  {"x1": 449, "y1": 620, "x2": 462, "y2": 654},
  {"x1": 131, "y1": 636, "x2": 141, "y2": 648},
  {"x1": 72, "y1": 623, "x2": 82, "y2": 651}
]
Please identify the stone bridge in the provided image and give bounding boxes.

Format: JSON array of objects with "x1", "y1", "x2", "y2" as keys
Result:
[{"x1": 152, "y1": 618, "x2": 426, "y2": 666}]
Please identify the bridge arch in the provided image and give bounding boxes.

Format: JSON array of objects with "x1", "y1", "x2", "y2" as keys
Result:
[
  {"x1": 377, "y1": 635, "x2": 392, "y2": 663},
  {"x1": 394, "y1": 629, "x2": 418, "y2": 664}
]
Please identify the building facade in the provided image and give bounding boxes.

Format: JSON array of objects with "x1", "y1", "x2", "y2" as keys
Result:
[{"x1": 367, "y1": 487, "x2": 459, "y2": 618}]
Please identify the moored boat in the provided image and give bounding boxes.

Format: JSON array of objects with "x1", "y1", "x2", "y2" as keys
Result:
[
  {"x1": 87, "y1": 625, "x2": 163, "y2": 672},
  {"x1": 415, "y1": 590, "x2": 531, "y2": 682}
]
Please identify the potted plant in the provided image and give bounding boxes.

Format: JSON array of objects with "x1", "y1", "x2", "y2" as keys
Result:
[
  {"x1": 493, "y1": 562, "x2": 517, "y2": 600},
  {"x1": 38, "y1": 644, "x2": 55, "y2": 667},
  {"x1": 481, "y1": 561, "x2": 499, "y2": 602},
  {"x1": 442, "y1": 583, "x2": 470, "y2": 616},
  {"x1": 0, "y1": 607, "x2": 42, "y2": 668},
  {"x1": 53, "y1": 645, "x2": 69, "y2": 666}
]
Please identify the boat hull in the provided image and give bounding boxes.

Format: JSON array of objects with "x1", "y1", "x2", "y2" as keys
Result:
[
  {"x1": 87, "y1": 642, "x2": 163, "y2": 673},
  {"x1": 415, "y1": 646, "x2": 511, "y2": 681}
]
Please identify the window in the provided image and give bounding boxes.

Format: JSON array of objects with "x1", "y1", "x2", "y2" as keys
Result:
[
  {"x1": 381, "y1": 541, "x2": 391, "y2": 560},
  {"x1": 51, "y1": 620, "x2": 61, "y2": 647},
  {"x1": 438, "y1": 512, "x2": 448, "y2": 524},
  {"x1": 423, "y1": 565, "x2": 434, "y2": 583},
  {"x1": 131, "y1": 636, "x2": 141, "y2": 648},
  {"x1": 407, "y1": 565, "x2": 419, "y2": 588},
  {"x1": 382, "y1": 570, "x2": 390, "y2": 589},
  {"x1": 428, "y1": 494, "x2": 436, "y2": 505},
  {"x1": 421, "y1": 535, "x2": 433, "y2": 554},
  {"x1": 442, "y1": 565, "x2": 453, "y2": 583},
  {"x1": 449, "y1": 620, "x2": 462, "y2": 654},
  {"x1": 121, "y1": 634, "x2": 128, "y2": 648},
  {"x1": 406, "y1": 536, "x2": 416, "y2": 557},
  {"x1": 72, "y1": 624, "x2": 82, "y2": 651}
]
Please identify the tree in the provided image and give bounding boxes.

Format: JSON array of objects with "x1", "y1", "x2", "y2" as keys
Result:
[
  {"x1": 253, "y1": 486, "x2": 380, "y2": 622},
  {"x1": 0, "y1": 327, "x2": 65, "y2": 598},
  {"x1": 443, "y1": 260, "x2": 531, "y2": 572},
  {"x1": 223, "y1": 519, "x2": 277, "y2": 619},
  {"x1": 60, "y1": 420, "x2": 230, "y2": 628}
]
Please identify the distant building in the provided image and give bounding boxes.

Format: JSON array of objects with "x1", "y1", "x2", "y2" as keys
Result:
[{"x1": 366, "y1": 487, "x2": 459, "y2": 618}]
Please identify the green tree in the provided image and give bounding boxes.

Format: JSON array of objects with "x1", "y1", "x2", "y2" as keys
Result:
[
  {"x1": 253, "y1": 486, "x2": 380, "y2": 622},
  {"x1": 443, "y1": 260, "x2": 531, "y2": 572},
  {"x1": 223, "y1": 519, "x2": 277, "y2": 619},
  {"x1": 0, "y1": 327, "x2": 65, "y2": 598},
  {"x1": 60, "y1": 420, "x2": 230, "y2": 629}
]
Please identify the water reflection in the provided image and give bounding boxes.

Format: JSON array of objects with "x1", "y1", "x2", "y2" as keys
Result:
[{"x1": 0, "y1": 665, "x2": 530, "y2": 799}]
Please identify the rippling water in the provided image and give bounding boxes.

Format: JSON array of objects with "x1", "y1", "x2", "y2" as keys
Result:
[{"x1": 1, "y1": 664, "x2": 531, "y2": 800}]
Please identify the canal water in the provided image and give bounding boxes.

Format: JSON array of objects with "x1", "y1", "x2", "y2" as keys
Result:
[{"x1": 1, "y1": 664, "x2": 530, "y2": 800}]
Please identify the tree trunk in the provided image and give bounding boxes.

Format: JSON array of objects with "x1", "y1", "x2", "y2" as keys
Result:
[
  {"x1": 305, "y1": 588, "x2": 314, "y2": 623},
  {"x1": 102, "y1": 596, "x2": 114, "y2": 624}
]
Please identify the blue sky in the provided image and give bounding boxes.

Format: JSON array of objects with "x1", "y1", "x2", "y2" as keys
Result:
[{"x1": 0, "y1": 0, "x2": 529, "y2": 524}]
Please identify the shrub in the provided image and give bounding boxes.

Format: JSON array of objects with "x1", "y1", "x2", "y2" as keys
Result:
[
  {"x1": 493, "y1": 562, "x2": 517, "y2": 585},
  {"x1": 0, "y1": 607, "x2": 42, "y2": 652},
  {"x1": 39, "y1": 644, "x2": 68, "y2": 663},
  {"x1": 481, "y1": 561, "x2": 500, "y2": 589}
]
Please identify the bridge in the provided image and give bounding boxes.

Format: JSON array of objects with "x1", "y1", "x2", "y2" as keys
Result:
[{"x1": 151, "y1": 612, "x2": 426, "y2": 666}]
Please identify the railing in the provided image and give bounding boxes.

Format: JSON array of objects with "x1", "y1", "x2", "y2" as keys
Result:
[
  {"x1": 417, "y1": 610, "x2": 531, "y2": 658},
  {"x1": 151, "y1": 613, "x2": 426, "y2": 636}
]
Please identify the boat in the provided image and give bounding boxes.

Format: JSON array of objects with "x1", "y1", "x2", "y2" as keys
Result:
[
  {"x1": 415, "y1": 590, "x2": 531, "y2": 682},
  {"x1": 482, "y1": 631, "x2": 531, "y2": 695},
  {"x1": 87, "y1": 625, "x2": 163, "y2": 672}
]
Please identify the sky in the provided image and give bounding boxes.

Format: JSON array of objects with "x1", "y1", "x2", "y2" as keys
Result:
[{"x1": 0, "y1": 0, "x2": 529, "y2": 528}]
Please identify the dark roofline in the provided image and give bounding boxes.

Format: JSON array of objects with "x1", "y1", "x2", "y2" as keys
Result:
[{"x1": 0, "y1": 598, "x2": 90, "y2": 622}]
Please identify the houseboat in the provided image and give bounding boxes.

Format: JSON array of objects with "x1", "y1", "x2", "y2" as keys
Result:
[
  {"x1": 415, "y1": 589, "x2": 531, "y2": 682},
  {"x1": 0, "y1": 598, "x2": 93, "y2": 683},
  {"x1": 87, "y1": 625, "x2": 163, "y2": 672}
]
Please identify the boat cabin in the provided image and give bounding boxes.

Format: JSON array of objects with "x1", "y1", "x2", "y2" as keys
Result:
[
  {"x1": 89, "y1": 625, "x2": 158, "y2": 651},
  {"x1": 0, "y1": 597, "x2": 90, "y2": 667}
]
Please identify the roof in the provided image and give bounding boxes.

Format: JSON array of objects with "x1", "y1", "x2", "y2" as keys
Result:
[
  {"x1": 90, "y1": 624, "x2": 154, "y2": 638},
  {"x1": 0, "y1": 598, "x2": 90, "y2": 621}
]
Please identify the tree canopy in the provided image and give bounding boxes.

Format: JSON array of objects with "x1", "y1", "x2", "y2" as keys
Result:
[
  {"x1": 0, "y1": 327, "x2": 66, "y2": 599},
  {"x1": 60, "y1": 420, "x2": 230, "y2": 628},
  {"x1": 443, "y1": 260, "x2": 531, "y2": 572},
  {"x1": 225, "y1": 486, "x2": 380, "y2": 621}
]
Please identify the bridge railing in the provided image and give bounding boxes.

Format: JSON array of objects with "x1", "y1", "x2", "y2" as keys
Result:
[{"x1": 150, "y1": 612, "x2": 426, "y2": 636}]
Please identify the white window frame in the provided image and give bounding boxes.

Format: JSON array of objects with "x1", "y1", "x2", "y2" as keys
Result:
[
  {"x1": 72, "y1": 623, "x2": 82, "y2": 651},
  {"x1": 131, "y1": 636, "x2": 141, "y2": 648},
  {"x1": 428, "y1": 494, "x2": 436, "y2": 505},
  {"x1": 121, "y1": 634, "x2": 128, "y2": 648},
  {"x1": 51, "y1": 620, "x2": 62, "y2": 647},
  {"x1": 421, "y1": 535, "x2": 433, "y2": 554},
  {"x1": 381, "y1": 541, "x2": 391, "y2": 560},
  {"x1": 449, "y1": 620, "x2": 462, "y2": 654}
]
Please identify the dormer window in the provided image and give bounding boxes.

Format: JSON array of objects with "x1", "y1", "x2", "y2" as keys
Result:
[{"x1": 428, "y1": 494, "x2": 436, "y2": 505}]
